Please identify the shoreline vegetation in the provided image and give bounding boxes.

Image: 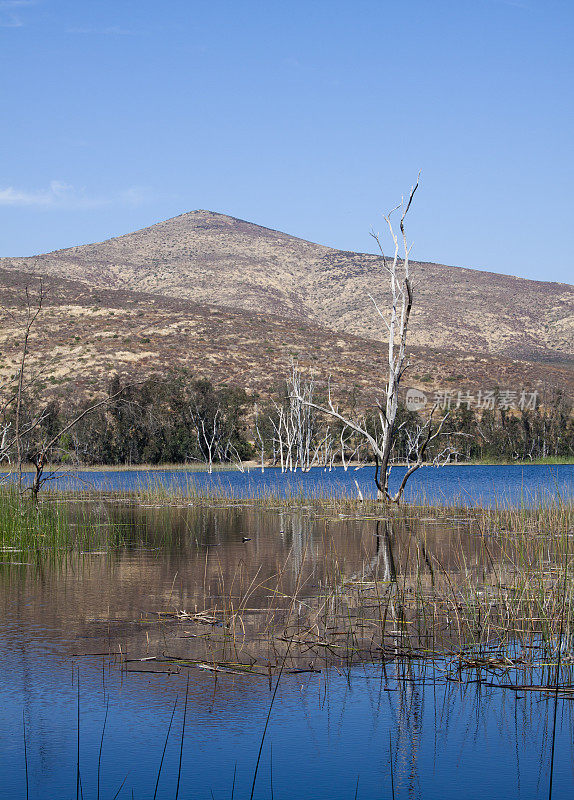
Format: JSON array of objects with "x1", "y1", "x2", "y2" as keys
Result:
[
  {"x1": 3, "y1": 373, "x2": 572, "y2": 478},
  {"x1": 1, "y1": 456, "x2": 572, "y2": 473}
]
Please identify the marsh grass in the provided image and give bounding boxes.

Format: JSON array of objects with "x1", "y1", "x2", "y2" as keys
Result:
[
  {"x1": 0, "y1": 488, "x2": 128, "y2": 562},
  {"x1": 5, "y1": 481, "x2": 572, "y2": 800},
  {"x1": 102, "y1": 495, "x2": 574, "y2": 697},
  {"x1": 1, "y1": 483, "x2": 573, "y2": 692},
  {"x1": 0, "y1": 488, "x2": 72, "y2": 562}
]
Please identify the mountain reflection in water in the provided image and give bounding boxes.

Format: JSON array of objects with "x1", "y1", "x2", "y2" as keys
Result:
[{"x1": 0, "y1": 503, "x2": 573, "y2": 799}]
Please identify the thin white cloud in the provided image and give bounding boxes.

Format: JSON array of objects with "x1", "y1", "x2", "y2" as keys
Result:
[
  {"x1": 0, "y1": 181, "x2": 151, "y2": 209},
  {"x1": 0, "y1": 0, "x2": 36, "y2": 28}
]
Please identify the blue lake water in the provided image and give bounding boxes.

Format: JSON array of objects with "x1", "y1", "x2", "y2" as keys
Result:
[
  {"x1": 18, "y1": 463, "x2": 574, "y2": 506},
  {"x1": 1, "y1": 479, "x2": 573, "y2": 797},
  {"x1": 3, "y1": 652, "x2": 572, "y2": 800}
]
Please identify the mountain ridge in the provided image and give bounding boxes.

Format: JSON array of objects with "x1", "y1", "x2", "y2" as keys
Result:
[
  {"x1": 24, "y1": 209, "x2": 571, "y2": 290},
  {"x1": 0, "y1": 210, "x2": 571, "y2": 401},
  {"x1": 0, "y1": 260, "x2": 570, "y2": 406}
]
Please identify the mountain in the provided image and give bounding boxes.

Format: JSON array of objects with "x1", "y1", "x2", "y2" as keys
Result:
[{"x1": 0, "y1": 211, "x2": 572, "y2": 401}]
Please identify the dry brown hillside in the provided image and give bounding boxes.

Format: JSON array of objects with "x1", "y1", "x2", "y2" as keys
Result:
[
  {"x1": 1, "y1": 211, "x2": 572, "y2": 367},
  {"x1": 0, "y1": 261, "x2": 571, "y2": 407}
]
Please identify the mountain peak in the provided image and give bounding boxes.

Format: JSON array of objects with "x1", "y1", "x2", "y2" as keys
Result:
[{"x1": 0, "y1": 212, "x2": 571, "y2": 367}]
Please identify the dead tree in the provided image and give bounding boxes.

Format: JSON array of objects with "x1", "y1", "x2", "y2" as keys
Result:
[
  {"x1": 189, "y1": 396, "x2": 246, "y2": 473},
  {"x1": 269, "y1": 363, "x2": 321, "y2": 472},
  {"x1": 1, "y1": 282, "x2": 144, "y2": 500},
  {"x1": 28, "y1": 387, "x2": 130, "y2": 501},
  {"x1": 0, "y1": 282, "x2": 49, "y2": 491},
  {"x1": 13, "y1": 283, "x2": 44, "y2": 492},
  {"x1": 253, "y1": 404, "x2": 266, "y2": 472},
  {"x1": 190, "y1": 405, "x2": 223, "y2": 474},
  {"x1": 339, "y1": 425, "x2": 365, "y2": 471},
  {"x1": 269, "y1": 401, "x2": 287, "y2": 471},
  {"x1": 291, "y1": 177, "x2": 453, "y2": 503},
  {"x1": 288, "y1": 363, "x2": 317, "y2": 472}
]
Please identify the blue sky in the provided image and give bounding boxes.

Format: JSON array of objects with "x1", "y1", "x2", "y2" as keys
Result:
[{"x1": 1, "y1": 0, "x2": 572, "y2": 283}]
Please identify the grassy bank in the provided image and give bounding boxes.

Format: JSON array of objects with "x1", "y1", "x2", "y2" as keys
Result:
[{"x1": 0, "y1": 488, "x2": 127, "y2": 558}]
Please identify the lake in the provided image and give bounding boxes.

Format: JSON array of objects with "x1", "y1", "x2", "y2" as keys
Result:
[
  {"x1": 14, "y1": 462, "x2": 574, "y2": 506},
  {"x1": 1, "y1": 471, "x2": 573, "y2": 798}
]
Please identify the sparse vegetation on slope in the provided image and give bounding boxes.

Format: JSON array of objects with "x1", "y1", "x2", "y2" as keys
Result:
[
  {"x1": 0, "y1": 216, "x2": 572, "y2": 407},
  {"x1": 1, "y1": 210, "x2": 572, "y2": 365}
]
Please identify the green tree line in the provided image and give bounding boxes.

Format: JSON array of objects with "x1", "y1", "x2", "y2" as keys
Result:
[{"x1": 1, "y1": 372, "x2": 572, "y2": 468}]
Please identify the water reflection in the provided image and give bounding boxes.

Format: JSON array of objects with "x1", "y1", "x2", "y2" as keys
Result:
[
  {"x1": 0, "y1": 503, "x2": 505, "y2": 668},
  {"x1": 0, "y1": 503, "x2": 573, "y2": 798}
]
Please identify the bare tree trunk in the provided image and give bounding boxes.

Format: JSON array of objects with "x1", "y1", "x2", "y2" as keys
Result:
[
  {"x1": 254, "y1": 404, "x2": 265, "y2": 472},
  {"x1": 31, "y1": 452, "x2": 44, "y2": 504},
  {"x1": 15, "y1": 284, "x2": 44, "y2": 494},
  {"x1": 290, "y1": 178, "x2": 456, "y2": 503}
]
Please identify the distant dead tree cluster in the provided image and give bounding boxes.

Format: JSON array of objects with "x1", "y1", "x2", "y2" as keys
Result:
[
  {"x1": 268, "y1": 363, "x2": 322, "y2": 472},
  {"x1": 259, "y1": 363, "x2": 366, "y2": 473},
  {"x1": 188, "y1": 378, "x2": 249, "y2": 472}
]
